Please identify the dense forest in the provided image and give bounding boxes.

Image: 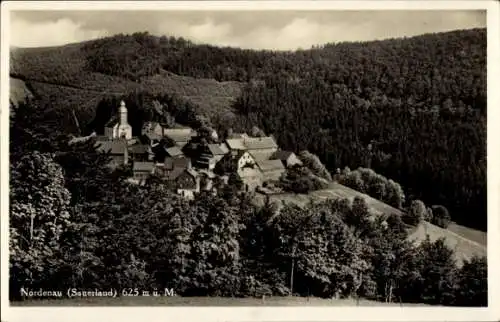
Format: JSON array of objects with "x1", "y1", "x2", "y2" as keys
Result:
[
  {"x1": 9, "y1": 100, "x2": 487, "y2": 305},
  {"x1": 78, "y1": 29, "x2": 486, "y2": 230}
]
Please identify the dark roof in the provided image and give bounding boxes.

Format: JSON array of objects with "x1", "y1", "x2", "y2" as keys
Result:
[
  {"x1": 272, "y1": 150, "x2": 294, "y2": 160},
  {"x1": 130, "y1": 144, "x2": 150, "y2": 154},
  {"x1": 165, "y1": 167, "x2": 186, "y2": 181},
  {"x1": 144, "y1": 132, "x2": 162, "y2": 141},
  {"x1": 164, "y1": 157, "x2": 191, "y2": 170},
  {"x1": 105, "y1": 116, "x2": 119, "y2": 128},
  {"x1": 133, "y1": 162, "x2": 155, "y2": 172},
  {"x1": 95, "y1": 140, "x2": 127, "y2": 154}
]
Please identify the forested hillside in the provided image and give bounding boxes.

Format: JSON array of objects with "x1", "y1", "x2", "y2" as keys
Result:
[{"x1": 10, "y1": 29, "x2": 486, "y2": 230}]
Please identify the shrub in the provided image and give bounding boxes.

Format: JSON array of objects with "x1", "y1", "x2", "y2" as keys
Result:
[
  {"x1": 431, "y1": 205, "x2": 451, "y2": 228},
  {"x1": 404, "y1": 200, "x2": 427, "y2": 226}
]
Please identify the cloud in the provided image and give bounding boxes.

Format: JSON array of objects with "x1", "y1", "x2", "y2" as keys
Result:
[
  {"x1": 10, "y1": 16, "x2": 108, "y2": 48},
  {"x1": 9, "y1": 10, "x2": 486, "y2": 50}
]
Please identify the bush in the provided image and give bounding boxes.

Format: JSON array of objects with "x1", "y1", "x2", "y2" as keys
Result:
[
  {"x1": 403, "y1": 200, "x2": 427, "y2": 226},
  {"x1": 431, "y1": 205, "x2": 451, "y2": 228},
  {"x1": 278, "y1": 166, "x2": 328, "y2": 194},
  {"x1": 338, "y1": 167, "x2": 405, "y2": 209},
  {"x1": 454, "y1": 256, "x2": 487, "y2": 306}
]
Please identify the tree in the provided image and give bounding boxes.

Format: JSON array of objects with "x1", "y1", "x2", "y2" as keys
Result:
[
  {"x1": 431, "y1": 205, "x2": 451, "y2": 229},
  {"x1": 454, "y1": 256, "x2": 487, "y2": 306},
  {"x1": 404, "y1": 200, "x2": 427, "y2": 226},
  {"x1": 10, "y1": 152, "x2": 72, "y2": 298},
  {"x1": 298, "y1": 151, "x2": 333, "y2": 181},
  {"x1": 251, "y1": 125, "x2": 266, "y2": 137}
]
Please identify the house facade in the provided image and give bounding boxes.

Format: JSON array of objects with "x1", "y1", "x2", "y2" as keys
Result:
[
  {"x1": 235, "y1": 151, "x2": 262, "y2": 191},
  {"x1": 175, "y1": 169, "x2": 200, "y2": 199}
]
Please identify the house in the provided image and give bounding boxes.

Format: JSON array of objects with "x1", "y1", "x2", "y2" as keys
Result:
[
  {"x1": 95, "y1": 139, "x2": 129, "y2": 167},
  {"x1": 131, "y1": 161, "x2": 155, "y2": 184},
  {"x1": 225, "y1": 135, "x2": 278, "y2": 160},
  {"x1": 256, "y1": 159, "x2": 286, "y2": 182},
  {"x1": 197, "y1": 169, "x2": 217, "y2": 191},
  {"x1": 225, "y1": 138, "x2": 247, "y2": 156},
  {"x1": 155, "y1": 157, "x2": 192, "y2": 178},
  {"x1": 164, "y1": 127, "x2": 197, "y2": 148},
  {"x1": 175, "y1": 168, "x2": 200, "y2": 199},
  {"x1": 157, "y1": 163, "x2": 199, "y2": 199},
  {"x1": 142, "y1": 132, "x2": 163, "y2": 146},
  {"x1": 129, "y1": 144, "x2": 153, "y2": 161},
  {"x1": 196, "y1": 143, "x2": 229, "y2": 170},
  {"x1": 104, "y1": 101, "x2": 133, "y2": 140},
  {"x1": 142, "y1": 121, "x2": 164, "y2": 137},
  {"x1": 244, "y1": 136, "x2": 279, "y2": 161},
  {"x1": 235, "y1": 151, "x2": 262, "y2": 192},
  {"x1": 271, "y1": 151, "x2": 303, "y2": 168}
]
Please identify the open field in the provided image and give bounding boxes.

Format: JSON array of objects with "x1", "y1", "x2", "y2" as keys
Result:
[
  {"x1": 255, "y1": 182, "x2": 487, "y2": 266},
  {"x1": 11, "y1": 296, "x2": 429, "y2": 307},
  {"x1": 447, "y1": 222, "x2": 487, "y2": 246}
]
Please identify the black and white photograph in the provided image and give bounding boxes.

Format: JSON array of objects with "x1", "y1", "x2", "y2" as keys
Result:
[{"x1": 1, "y1": 1, "x2": 499, "y2": 321}]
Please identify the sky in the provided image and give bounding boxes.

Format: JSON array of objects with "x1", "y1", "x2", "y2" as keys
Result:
[{"x1": 10, "y1": 10, "x2": 486, "y2": 50}]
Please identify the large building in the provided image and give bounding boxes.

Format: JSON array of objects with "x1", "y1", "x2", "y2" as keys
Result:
[
  {"x1": 94, "y1": 139, "x2": 129, "y2": 167},
  {"x1": 225, "y1": 136, "x2": 278, "y2": 160},
  {"x1": 104, "y1": 101, "x2": 133, "y2": 140}
]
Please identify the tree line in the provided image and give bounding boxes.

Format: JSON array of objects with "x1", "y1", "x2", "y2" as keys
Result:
[
  {"x1": 9, "y1": 100, "x2": 486, "y2": 306},
  {"x1": 82, "y1": 29, "x2": 486, "y2": 230}
]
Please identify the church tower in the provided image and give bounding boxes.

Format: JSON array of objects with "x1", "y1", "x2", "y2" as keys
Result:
[{"x1": 117, "y1": 100, "x2": 132, "y2": 139}]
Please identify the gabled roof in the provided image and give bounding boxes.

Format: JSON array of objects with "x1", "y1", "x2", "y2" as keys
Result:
[
  {"x1": 164, "y1": 133, "x2": 194, "y2": 143},
  {"x1": 95, "y1": 140, "x2": 127, "y2": 154},
  {"x1": 130, "y1": 144, "x2": 150, "y2": 154},
  {"x1": 164, "y1": 157, "x2": 191, "y2": 170},
  {"x1": 249, "y1": 151, "x2": 273, "y2": 161},
  {"x1": 133, "y1": 162, "x2": 155, "y2": 172},
  {"x1": 272, "y1": 150, "x2": 295, "y2": 160},
  {"x1": 244, "y1": 136, "x2": 278, "y2": 150},
  {"x1": 165, "y1": 146, "x2": 184, "y2": 157},
  {"x1": 256, "y1": 159, "x2": 286, "y2": 172},
  {"x1": 207, "y1": 143, "x2": 229, "y2": 156},
  {"x1": 226, "y1": 139, "x2": 246, "y2": 150},
  {"x1": 105, "y1": 116, "x2": 119, "y2": 128},
  {"x1": 185, "y1": 168, "x2": 198, "y2": 178}
]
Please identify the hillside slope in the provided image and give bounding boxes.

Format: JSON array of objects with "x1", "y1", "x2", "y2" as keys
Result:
[
  {"x1": 255, "y1": 182, "x2": 486, "y2": 265},
  {"x1": 10, "y1": 42, "x2": 244, "y2": 133}
]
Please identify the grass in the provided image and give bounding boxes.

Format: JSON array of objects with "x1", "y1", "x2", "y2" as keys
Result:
[
  {"x1": 11, "y1": 296, "x2": 429, "y2": 307},
  {"x1": 447, "y1": 222, "x2": 487, "y2": 246},
  {"x1": 255, "y1": 182, "x2": 487, "y2": 266}
]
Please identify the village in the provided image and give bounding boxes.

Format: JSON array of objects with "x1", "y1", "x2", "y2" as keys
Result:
[{"x1": 91, "y1": 101, "x2": 304, "y2": 199}]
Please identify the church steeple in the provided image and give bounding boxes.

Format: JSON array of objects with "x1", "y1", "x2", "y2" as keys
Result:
[{"x1": 120, "y1": 100, "x2": 128, "y2": 126}]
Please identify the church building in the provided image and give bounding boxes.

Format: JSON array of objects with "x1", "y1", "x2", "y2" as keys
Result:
[{"x1": 104, "y1": 100, "x2": 133, "y2": 140}]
